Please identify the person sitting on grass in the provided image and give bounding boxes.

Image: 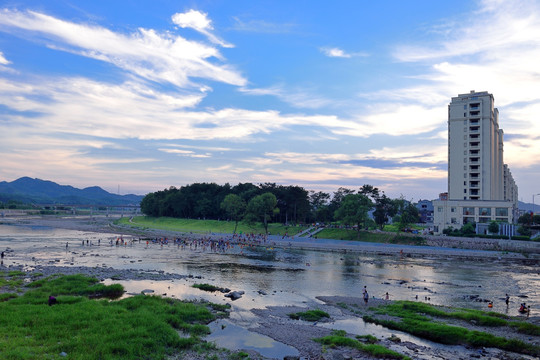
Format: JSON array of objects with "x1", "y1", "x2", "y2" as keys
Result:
[{"x1": 48, "y1": 295, "x2": 57, "y2": 306}]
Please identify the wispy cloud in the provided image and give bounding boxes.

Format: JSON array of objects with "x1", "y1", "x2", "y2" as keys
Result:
[
  {"x1": 320, "y1": 47, "x2": 369, "y2": 58},
  {"x1": 0, "y1": 51, "x2": 10, "y2": 64},
  {"x1": 239, "y1": 84, "x2": 334, "y2": 109},
  {"x1": 375, "y1": 0, "x2": 540, "y2": 171},
  {"x1": 0, "y1": 9, "x2": 245, "y2": 89},
  {"x1": 321, "y1": 47, "x2": 351, "y2": 58},
  {"x1": 231, "y1": 16, "x2": 296, "y2": 33},
  {"x1": 172, "y1": 9, "x2": 233, "y2": 48}
]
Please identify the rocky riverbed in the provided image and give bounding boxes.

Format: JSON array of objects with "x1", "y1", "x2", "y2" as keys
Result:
[{"x1": 1, "y1": 215, "x2": 539, "y2": 359}]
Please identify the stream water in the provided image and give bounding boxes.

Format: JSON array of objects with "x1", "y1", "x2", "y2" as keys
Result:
[{"x1": 0, "y1": 223, "x2": 538, "y2": 358}]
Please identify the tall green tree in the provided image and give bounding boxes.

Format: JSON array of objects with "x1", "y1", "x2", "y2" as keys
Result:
[
  {"x1": 373, "y1": 194, "x2": 398, "y2": 230},
  {"x1": 309, "y1": 191, "x2": 331, "y2": 223},
  {"x1": 220, "y1": 194, "x2": 246, "y2": 234},
  {"x1": 394, "y1": 198, "x2": 419, "y2": 231},
  {"x1": 245, "y1": 192, "x2": 279, "y2": 234},
  {"x1": 359, "y1": 185, "x2": 397, "y2": 230},
  {"x1": 334, "y1": 194, "x2": 373, "y2": 238}
]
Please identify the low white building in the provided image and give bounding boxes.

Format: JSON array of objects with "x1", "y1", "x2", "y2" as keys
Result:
[{"x1": 433, "y1": 199, "x2": 513, "y2": 234}]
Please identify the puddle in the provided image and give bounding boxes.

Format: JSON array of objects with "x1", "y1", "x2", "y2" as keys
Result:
[{"x1": 206, "y1": 319, "x2": 299, "y2": 359}]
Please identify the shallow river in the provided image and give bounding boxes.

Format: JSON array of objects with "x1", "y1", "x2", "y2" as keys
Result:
[{"x1": 0, "y1": 223, "x2": 538, "y2": 358}]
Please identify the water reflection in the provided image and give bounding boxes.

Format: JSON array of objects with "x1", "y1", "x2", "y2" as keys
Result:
[
  {"x1": 207, "y1": 319, "x2": 299, "y2": 359},
  {"x1": 0, "y1": 223, "x2": 538, "y2": 317}
]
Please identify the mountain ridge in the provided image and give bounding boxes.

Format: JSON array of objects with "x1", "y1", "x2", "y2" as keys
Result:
[{"x1": 0, "y1": 177, "x2": 143, "y2": 206}]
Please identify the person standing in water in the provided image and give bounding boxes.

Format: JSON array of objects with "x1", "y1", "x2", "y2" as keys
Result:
[{"x1": 363, "y1": 286, "x2": 369, "y2": 304}]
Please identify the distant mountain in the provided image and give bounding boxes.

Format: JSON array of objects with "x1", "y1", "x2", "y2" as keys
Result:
[
  {"x1": 0, "y1": 177, "x2": 143, "y2": 206},
  {"x1": 519, "y1": 200, "x2": 540, "y2": 213}
]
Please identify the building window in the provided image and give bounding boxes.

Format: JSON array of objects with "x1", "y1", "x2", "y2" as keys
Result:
[
  {"x1": 496, "y1": 208, "x2": 508, "y2": 216},
  {"x1": 464, "y1": 189, "x2": 467, "y2": 193},
  {"x1": 463, "y1": 207, "x2": 475, "y2": 215},
  {"x1": 451, "y1": 207, "x2": 456, "y2": 212},
  {"x1": 451, "y1": 218, "x2": 457, "y2": 224},
  {"x1": 479, "y1": 208, "x2": 491, "y2": 216},
  {"x1": 438, "y1": 207, "x2": 443, "y2": 212},
  {"x1": 479, "y1": 217, "x2": 491, "y2": 223}
]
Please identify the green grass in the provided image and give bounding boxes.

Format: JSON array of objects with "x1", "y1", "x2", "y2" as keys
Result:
[
  {"x1": 315, "y1": 228, "x2": 426, "y2": 245},
  {"x1": 356, "y1": 334, "x2": 378, "y2": 344},
  {"x1": 0, "y1": 270, "x2": 27, "y2": 293},
  {"x1": 192, "y1": 283, "x2": 223, "y2": 292},
  {"x1": 0, "y1": 274, "x2": 226, "y2": 359},
  {"x1": 364, "y1": 301, "x2": 540, "y2": 357},
  {"x1": 315, "y1": 330, "x2": 410, "y2": 359},
  {"x1": 288, "y1": 309, "x2": 330, "y2": 322},
  {"x1": 378, "y1": 301, "x2": 508, "y2": 327},
  {"x1": 21, "y1": 274, "x2": 124, "y2": 302},
  {"x1": 117, "y1": 216, "x2": 303, "y2": 236},
  {"x1": 510, "y1": 321, "x2": 540, "y2": 336},
  {"x1": 117, "y1": 216, "x2": 429, "y2": 246}
]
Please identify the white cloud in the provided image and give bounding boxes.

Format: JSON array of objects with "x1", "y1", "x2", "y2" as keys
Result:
[
  {"x1": 0, "y1": 51, "x2": 10, "y2": 64},
  {"x1": 172, "y1": 10, "x2": 233, "y2": 48},
  {"x1": 370, "y1": 0, "x2": 540, "y2": 171},
  {"x1": 158, "y1": 148, "x2": 211, "y2": 158},
  {"x1": 321, "y1": 47, "x2": 351, "y2": 58},
  {"x1": 239, "y1": 84, "x2": 334, "y2": 109},
  {"x1": 394, "y1": 0, "x2": 540, "y2": 62},
  {"x1": 0, "y1": 9, "x2": 244, "y2": 88},
  {"x1": 333, "y1": 105, "x2": 446, "y2": 138},
  {"x1": 320, "y1": 47, "x2": 369, "y2": 58},
  {"x1": 248, "y1": 146, "x2": 447, "y2": 169}
]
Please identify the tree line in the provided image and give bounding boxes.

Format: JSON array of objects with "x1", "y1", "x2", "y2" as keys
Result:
[{"x1": 140, "y1": 182, "x2": 419, "y2": 233}]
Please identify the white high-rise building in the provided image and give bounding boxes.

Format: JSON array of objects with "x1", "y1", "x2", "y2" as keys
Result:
[
  {"x1": 448, "y1": 90, "x2": 504, "y2": 201},
  {"x1": 433, "y1": 91, "x2": 518, "y2": 234}
]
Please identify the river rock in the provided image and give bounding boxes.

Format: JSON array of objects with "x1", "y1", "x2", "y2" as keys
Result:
[{"x1": 225, "y1": 291, "x2": 244, "y2": 300}]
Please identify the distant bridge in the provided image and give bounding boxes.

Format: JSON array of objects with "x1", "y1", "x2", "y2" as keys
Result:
[
  {"x1": 40, "y1": 204, "x2": 140, "y2": 214},
  {"x1": 3, "y1": 204, "x2": 142, "y2": 217}
]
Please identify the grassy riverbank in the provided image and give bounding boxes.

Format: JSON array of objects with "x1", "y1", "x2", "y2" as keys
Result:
[
  {"x1": 117, "y1": 216, "x2": 427, "y2": 246},
  {"x1": 315, "y1": 228, "x2": 426, "y2": 244},
  {"x1": 0, "y1": 272, "x2": 233, "y2": 360},
  {"x1": 116, "y1": 216, "x2": 304, "y2": 236}
]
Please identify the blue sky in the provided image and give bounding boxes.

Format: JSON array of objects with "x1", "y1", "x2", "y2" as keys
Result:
[{"x1": 0, "y1": 0, "x2": 539, "y2": 202}]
